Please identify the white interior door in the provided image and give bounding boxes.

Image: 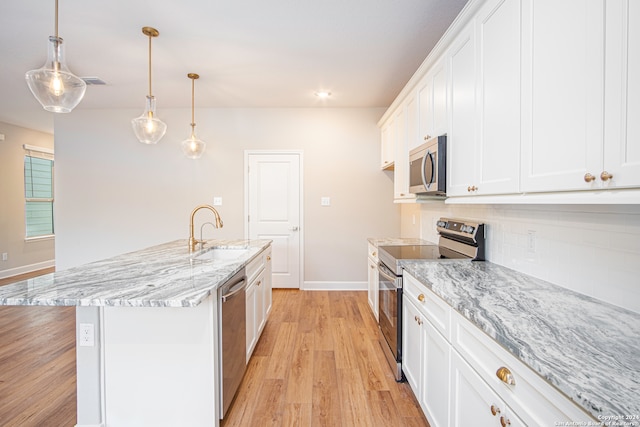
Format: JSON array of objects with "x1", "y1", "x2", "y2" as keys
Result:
[{"x1": 246, "y1": 152, "x2": 301, "y2": 289}]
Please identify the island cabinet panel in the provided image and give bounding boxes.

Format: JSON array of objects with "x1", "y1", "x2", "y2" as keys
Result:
[
  {"x1": 520, "y1": 0, "x2": 606, "y2": 193},
  {"x1": 366, "y1": 243, "x2": 379, "y2": 320},
  {"x1": 246, "y1": 248, "x2": 272, "y2": 361},
  {"x1": 101, "y1": 296, "x2": 219, "y2": 427}
]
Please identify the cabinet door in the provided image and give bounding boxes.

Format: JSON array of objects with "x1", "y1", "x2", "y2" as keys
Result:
[
  {"x1": 381, "y1": 117, "x2": 395, "y2": 170},
  {"x1": 422, "y1": 321, "x2": 450, "y2": 427},
  {"x1": 432, "y1": 62, "x2": 448, "y2": 138},
  {"x1": 255, "y1": 270, "x2": 266, "y2": 334},
  {"x1": 450, "y1": 351, "x2": 525, "y2": 427},
  {"x1": 476, "y1": 0, "x2": 521, "y2": 195},
  {"x1": 418, "y1": 72, "x2": 434, "y2": 145},
  {"x1": 393, "y1": 105, "x2": 411, "y2": 199},
  {"x1": 264, "y1": 249, "x2": 272, "y2": 318},
  {"x1": 520, "y1": 0, "x2": 605, "y2": 192},
  {"x1": 604, "y1": 0, "x2": 640, "y2": 188},
  {"x1": 402, "y1": 296, "x2": 423, "y2": 394},
  {"x1": 367, "y1": 256, "x2": 379, "y2": 320},
  {"x1": 246, "y1": 283, "x2": 257, "y2": 362},
  {"x1": 447, "y1": 24, "x2": 478, "y2": 197}
]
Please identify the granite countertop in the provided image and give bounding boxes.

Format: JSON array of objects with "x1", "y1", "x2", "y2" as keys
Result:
[
  {"x1": 368, "y1": 237, "x2": 435, "y2": 247},
  {"x1": 401, "y1": 260, "x2": 640, "y2": 422},
  {"x1": 0, "y1": 239, "x2": 271, "y2": 308}
]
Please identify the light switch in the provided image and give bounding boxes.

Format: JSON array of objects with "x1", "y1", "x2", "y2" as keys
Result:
[
  {"x1": 213, "y1": 197, "x2": 222, "y2": 206},
  {"x1": 321, "y1": 197, "x2": 331, "y2": 207},
  {"x1": 0, "y1": 133, "x2": 5, "y2": 141}
]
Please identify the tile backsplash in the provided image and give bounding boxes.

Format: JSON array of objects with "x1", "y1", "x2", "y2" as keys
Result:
[{"x1": 402, "y1": 203, "x2": 640, "y2": 314}]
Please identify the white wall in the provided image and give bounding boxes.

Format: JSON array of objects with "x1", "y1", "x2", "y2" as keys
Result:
[
  {"x1": 401, "y1": 202, "x2": 640, "y2": 314},
  {"x1": 54, "y1": 107, "x2": 400, "y2": 285},
  {"x1": 0, "y1": 121, "x2": 55, "y2": 278}
]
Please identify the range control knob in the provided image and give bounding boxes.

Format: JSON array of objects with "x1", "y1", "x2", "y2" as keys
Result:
[{"x1": 437, "y1": 220, "x2": 447, "y2": 228}]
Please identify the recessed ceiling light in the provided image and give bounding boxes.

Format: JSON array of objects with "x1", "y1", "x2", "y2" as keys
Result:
[{"x1": 315, "y1": 91, "x2": 331, "y2": 99}]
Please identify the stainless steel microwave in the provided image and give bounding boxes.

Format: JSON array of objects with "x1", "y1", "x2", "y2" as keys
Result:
[{"x1": 409, "y1": 135, "x2": 446, "y2": 196}]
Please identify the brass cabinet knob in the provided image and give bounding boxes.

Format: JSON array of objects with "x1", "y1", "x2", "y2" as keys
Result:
[
  {"x1": 267, "y1": 255, "x2": 271, "y2": 261},
  {"x1": 467, "y1": 185, "x2": 478, "y2": 192},
  {"x1": 414, "y1": 315, "x2": 422, "y2": 325},
  {"x1": 490, "y1": 405, "x2": 501, "y2": 416},
  {"x1": 257, "y1": 280, "x2": 261, "y2": 287},
  {"x1": 496, "y1": 367, "x2": 516, "y2": 385},
  {"x1": 584, "y1": 173, "x2": 596, "y2": 183},
  {"x1": 372, "y1": 251, "x2": 377, "y2": 257},
  {"x1": 370, "y1": 264, "x2": 375, "y2": 269},
  {"x1": 500, "y1": 416, "x2": 511, "y2": 427},
  {"x1": 424, "y1": 135, "x2": 431, "y2": 140},
  {"x1": 417, "y1": 294, "x2": 425, "y2": 302},
  {"x1": 600, "y1": 171, "x2": 614, "y2": 181}
]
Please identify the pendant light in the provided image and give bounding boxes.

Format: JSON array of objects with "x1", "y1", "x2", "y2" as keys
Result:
[
  {"x1": 181, "y1": 73, "x2": 206, "y2": 159},
  {"x1": 25, "y1": 0, "x2": 87, "y2": 113},
  {"x1": 131, "y1": 27, "x2": 167, "y2": 145}
]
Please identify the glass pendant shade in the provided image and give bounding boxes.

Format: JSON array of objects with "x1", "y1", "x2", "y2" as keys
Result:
[
  {"x1": 25, "y1": 36, "x2": 86, "y2": 113},
  {"x1": 131, "y1": 95, "x2": 167, "y2": 144},
  {"x1": 182, "y1": 130, "x2": 206, "y2": 159}
]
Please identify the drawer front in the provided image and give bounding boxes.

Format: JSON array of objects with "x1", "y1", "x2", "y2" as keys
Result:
[
  {"x1": 246, "y1": 251, "x2": 265, "y2": 284},
  {"x1": 368, "y1": 242, "x2": 379, "y2": 263},
  {"x1": 403, "y1": 272, "x2": 451, "y2": 340},
  {"x1": 451, "y1": 310, "x2": 594, "y2": 425}
]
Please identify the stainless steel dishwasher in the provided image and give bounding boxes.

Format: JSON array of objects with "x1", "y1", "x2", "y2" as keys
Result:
[{"x1": 218, "y1": 268, "x2": 247, "y2": 419}]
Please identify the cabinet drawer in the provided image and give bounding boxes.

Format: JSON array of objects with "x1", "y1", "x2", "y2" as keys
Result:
[
  {"x1": 246, "y1": 251, "x2": 266, "y2": 284},
  {"x1": 403, "y1": 272, "x2": 451, "y2": 340},
  {"x1": 451, "y1": 310, "x2": 594, "y2": 425},
  {"x1": 368, "y1": 243, "x2": 379, "y2": 263}
]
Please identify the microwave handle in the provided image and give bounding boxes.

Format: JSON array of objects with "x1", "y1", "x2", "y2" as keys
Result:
[{"x1": 421, "y1": 150, "x2": 434, "y2": 189}]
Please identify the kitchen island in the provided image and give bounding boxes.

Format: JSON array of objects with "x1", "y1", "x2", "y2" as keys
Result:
[{"x1": 0, "y1": 239, "x2": 272, "y2": 427}]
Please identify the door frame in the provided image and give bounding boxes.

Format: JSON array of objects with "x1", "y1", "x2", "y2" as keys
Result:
[{"x1": 243, "y1": 150, "x2": 304, "y2": 289}]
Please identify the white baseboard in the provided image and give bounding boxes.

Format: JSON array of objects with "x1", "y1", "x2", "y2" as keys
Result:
[
  {"x1": 302, "y1": 281, "x2": 367, "y2": 291},
  {"x1": 0, "y1": 260, "x2": 55, "y2": 280}
]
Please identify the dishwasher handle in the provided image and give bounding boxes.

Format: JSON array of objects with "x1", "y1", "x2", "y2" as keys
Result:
[{"x1": 221, "y1": 277, "x2": 246, "y2": 302}]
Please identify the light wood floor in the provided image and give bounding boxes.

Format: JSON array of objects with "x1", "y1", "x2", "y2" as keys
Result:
[
  {"x1": 222, "y1": 290, "x2": 429, "y2": 427},
  {"x1": 0, "y1": 270, "x2": 428, "y2": 427},
  {"x1": 0, "y1": 268, "x2": 77, "y2": 427}
]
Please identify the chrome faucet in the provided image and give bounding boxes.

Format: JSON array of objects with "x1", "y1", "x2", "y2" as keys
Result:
[{"x1": 189, "y1": 204, "x2": 224, "y2": 252}]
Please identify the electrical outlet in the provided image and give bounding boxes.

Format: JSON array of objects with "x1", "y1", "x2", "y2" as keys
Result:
[
  {"x1": 79, "y1": 323, "x2": 95, "y2": 347},
  {"x1": 2, "y1": 253, "x2": 7, "y2": 261},
  {"x1": 527, "y1": 230, "x2": 536, "y2": 254},
  {"x1": 213, "y1": 197, "x2": 222, "y2": 206},
  {"x1": 321, "y1": 197, "x2": 331, "y2": 206}
]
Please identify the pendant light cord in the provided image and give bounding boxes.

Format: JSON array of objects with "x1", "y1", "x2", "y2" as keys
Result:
[
  {"x1": 191, "y1": 77, "x2": 196, "y2": 127},
  {"x1": 54, "y1": 0, "x2": 59, "y2": 38},
  {"x1": 148, "y1": 34, "x2": 153, "y2": 97}
]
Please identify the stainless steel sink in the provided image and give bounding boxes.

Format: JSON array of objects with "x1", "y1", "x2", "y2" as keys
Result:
[{"x1": 193, "y1": 247, "x2": 250, "y2": 261}]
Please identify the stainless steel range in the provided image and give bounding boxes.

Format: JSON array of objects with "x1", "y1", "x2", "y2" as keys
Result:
[{"x1": 377, "y1": 218, "x2": 485, "y2": 381}]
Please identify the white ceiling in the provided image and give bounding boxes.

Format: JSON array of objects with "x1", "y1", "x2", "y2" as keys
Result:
[{"x1": 0, "y1": 0, "x2": 468, "y2": 133}]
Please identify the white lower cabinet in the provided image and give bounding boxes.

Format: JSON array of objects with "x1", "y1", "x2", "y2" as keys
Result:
[
  {"x1": 450, "y1": 351, "x2": 525, "y2": 427},
  {"x1": 402, "y1": 272, "x2": 595, "y2": 427},
  {"x1": 245, "y1": 249, "x2": 272, "y2": 362},
  {"x1": 367, "y1": 243, "x2": 379, "y2": 320}
]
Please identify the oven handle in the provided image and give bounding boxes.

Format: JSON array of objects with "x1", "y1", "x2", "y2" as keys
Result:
[{"x1": 378, "y1": 262, "x2": 398, "y2": 283}]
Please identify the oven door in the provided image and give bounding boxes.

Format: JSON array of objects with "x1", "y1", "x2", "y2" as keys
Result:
[{"x1": 378, "y1": 261, "x2": 403, "y2": 380}]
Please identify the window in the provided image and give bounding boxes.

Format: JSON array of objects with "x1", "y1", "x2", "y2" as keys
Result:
[{"x1": 24, "y1": 145, "x2": 54, "y2": 238}]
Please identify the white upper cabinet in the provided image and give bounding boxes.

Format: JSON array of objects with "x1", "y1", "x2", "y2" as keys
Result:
[
  {"x1": 447, "y1": 24, "x2": 478, "y2": 197},
  {"x1": 448, "y1": 0, "x2": 521, "y2": 197},
  {"x1": 475, "y1": 0, "x2": 521, "y2": 195},
  {"x1": 393, "y1": 105, "x2": 412, "y2": 199},
  {"x1": 520, "y1": 0, "x2": 606, "y2": 192},
  {"x1": 381, "y1": 115, "x2": 395, "y2": 170},
  {"x1": 604, "y1": 0, "x2": 640, "y2": 188},
  {"x1": 416, "y1": 60, "x2": 448, "y2": 151}
]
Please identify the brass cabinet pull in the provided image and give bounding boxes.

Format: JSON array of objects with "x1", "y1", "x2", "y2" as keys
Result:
[
  {"x1": 257, "y1": 280, "x2": 261, "y2": 287},
  {"x1": 467, "y1": 185, "x2": 478, "y2": 192},
  {"x1": 267, "y1": 255, "x2": 271, "y2": 261},
  {"x1": 600, "y1": 171, "x2": 613, "y2": 181},
  {"x1": 584, "y1": 173, "x2": 596, "y2": 183},
  {"x1": 496, "y1": 367, "x2": 516, "y2": 385},
  {"x1": 490, "y1": 405, "x2": 501, "y2": 416},
  {"x1": 424, "y1": 135, "x2": 431, "y2": 140},
  {"x1": 414, "y1": 315, "x2": 422, "y2": 325},
  {"x1": 417, "y1": 294, "x2": 425, "y2": 302},
  {"x1": 500, "y1": 416, "x2": 511, "y2": 427}
]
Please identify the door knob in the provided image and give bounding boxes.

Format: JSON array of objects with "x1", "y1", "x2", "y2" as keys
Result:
[{"x1": 289, "y1": 226, "x2": 299, "y2": 231}]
